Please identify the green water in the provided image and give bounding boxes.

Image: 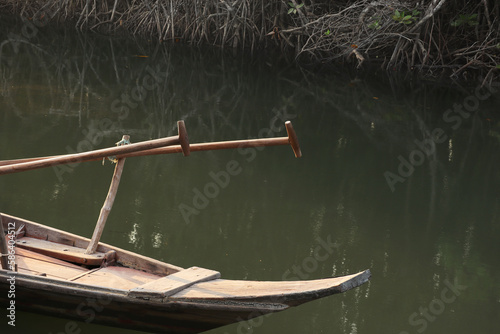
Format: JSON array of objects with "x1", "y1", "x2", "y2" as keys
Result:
[{"x1": 1, "y1": 17, "x2": 500, "y2": 334}]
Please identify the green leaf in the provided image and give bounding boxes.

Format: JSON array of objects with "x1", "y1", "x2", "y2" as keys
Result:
[
  {"x1": 404, "y1": 15, "x2": 412, "y2": 20},
  {"x1": 297, "y1": 3, "x2": 304, "y2": 9},
  {"x1": 395, "y1": 10, "x2": 400, "y2": 17},
  {"x1": 288, "y1": 2, "x2": 294, "y2": 7},
  {"x1": 287, "y1": 8, "x2": 294, "y2": 14},
  {"x1": 324, "y1": 29, "x2": 330, "y2": 35},
  {"x1": 496, "y1": 65, "x2": 500, "y2": 69}
]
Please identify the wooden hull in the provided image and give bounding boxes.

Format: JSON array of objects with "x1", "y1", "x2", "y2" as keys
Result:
[
  {"x1": 0, "y1": 213, "x2": 370, "y2": 333},
  {"x1": 0, "y1": 273, "x2": 288, "y2": 333}
]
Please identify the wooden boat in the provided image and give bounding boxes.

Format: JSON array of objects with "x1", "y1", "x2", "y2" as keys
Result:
[
  {"x1": 0, "y1": 213, "x2": 370, "y2": 333},
  {"x1": 0, "y1": 121, "x2": 370, "y2": 333}
]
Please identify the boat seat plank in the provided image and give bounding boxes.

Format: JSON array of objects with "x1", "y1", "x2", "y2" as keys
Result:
[
  {"x1": 15, "y1": 247, "x2": 89, "y2": 271},
  {"x1": 128, "y1": 266, "x2": 220, "y2": 299},
  {"x1": 72, "y1": 266, "x2": 161, "y2": 290},
  {"x1": 15, "y1": 236, "x2": 106, "y2": 265}
]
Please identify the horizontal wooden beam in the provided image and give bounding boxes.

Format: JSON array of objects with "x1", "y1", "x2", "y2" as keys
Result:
[{"x1": 0, "y1": 121, "x2": 301, "y2": 174}]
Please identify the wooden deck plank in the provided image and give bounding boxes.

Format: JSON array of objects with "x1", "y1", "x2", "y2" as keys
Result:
[
  {"x1": 73, "y1": 266, "x2": 161, "y2": 290},
  {"x1": 16, "y1": 252, "x2": 88, "y2": 280},
  {"x1": 68, "y1": 267, "x2": 101, "y2": 281},
  {"x1": 128, "y1": 266, "x2": 220, "y2": 299},
  {"x1": 17, "y1": 267, "x2": 63, "y2": 279}
]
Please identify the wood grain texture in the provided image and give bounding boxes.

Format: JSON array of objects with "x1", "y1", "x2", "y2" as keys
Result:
[
  {"x1": 129, "y1": 266, "x2": 220, "y2": 298},
  {"x1": 170, "y1": 270, "x2": 371, "y2": 305},
  {"x1": 15, "y1": 247, "x2": 88, "y2": 280},
  {"x1": 72, "y1": 266, "x2": 161, "y2": 290},
  {"x1": 16, "y1": 237, "x2": 105, "y2": 266}
]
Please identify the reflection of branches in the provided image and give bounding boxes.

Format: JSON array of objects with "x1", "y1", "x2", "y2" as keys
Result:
[
  {"x1": 2, "y1": 0, "x2": 499, "y2": 78},
  {"x1": 1, "y1": 12, "x2": 497, "y2": 153},
  {"x1": 0, "y1": 29, "x2": 76, "y2": 117},
  {"x1": 0, "y1": 18, "x2": 293, "y2": 146}
]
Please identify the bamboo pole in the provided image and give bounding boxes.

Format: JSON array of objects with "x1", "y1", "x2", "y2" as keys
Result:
[
  {"x1": 0, "y1": 135, "x2": 179, "y2": 176},
  {"x1": 84, "y1": 136, "x2": 129, "y2": 255},
  {"x1": 0, "y1": 215, "x2": 10, "y2": 270},
  {"x1": 0, "y1": 122, "x2": 301, "y2": 168},
  {"x1": 0, "y1": 120, "x2": 189, "y2": 175}
]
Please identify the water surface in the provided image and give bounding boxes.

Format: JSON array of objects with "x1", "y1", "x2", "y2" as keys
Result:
[{"x1": 1, "y1": 17, "x2": 499, "y2": 334}]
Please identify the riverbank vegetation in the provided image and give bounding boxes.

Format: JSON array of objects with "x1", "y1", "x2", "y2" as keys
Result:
[{"x1": 1, "y1": 0, "x2": 499, "y2": 82}]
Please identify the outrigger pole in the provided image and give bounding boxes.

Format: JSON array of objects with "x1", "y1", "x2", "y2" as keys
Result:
[
  {"x1": 0, "y1": 127, "x2": 188, "y2": 176},
  {"x1": 0, "y1": 121, "x2": 301, "y2": 174}
]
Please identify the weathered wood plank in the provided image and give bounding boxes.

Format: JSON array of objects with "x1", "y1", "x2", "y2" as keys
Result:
[
  {"x1": 15, "y1": 250, "x2": 88, "y2": 280},
  {"x1": 15, "y1": 247, "x2": 88, "y2": 271},
  {"x1": 67, "y1": 267, "x2": 101, "y2": 281},
  {"x1": 128, "y1": 266, "x2": 220, "y2": 299},
  {"x1": 169, "y1": 270, "x2": 371, "y2": 304},
  {"x1": 72, "y1": 266, "x2": 161, "y2": 290},
  {"x1": 16, "y1": 237, "x2": 105, "y2": 266}
]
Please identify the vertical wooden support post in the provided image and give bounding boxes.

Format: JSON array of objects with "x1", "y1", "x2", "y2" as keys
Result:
[
  {"x1": 85, "y1": 135, "x2": 129, "y2": 255},
  {"x1": 0, "y1": 215, "x2": 10, "y2": 270}
]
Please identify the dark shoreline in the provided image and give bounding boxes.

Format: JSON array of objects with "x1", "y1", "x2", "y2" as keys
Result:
[{"x1": 0, "y1": 1, "x2": 499, "y2": 83}]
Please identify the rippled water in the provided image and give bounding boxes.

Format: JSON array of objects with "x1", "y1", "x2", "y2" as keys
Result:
[{"x1": 1, "y1": 15, "x2": 499, "y2": 334}]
